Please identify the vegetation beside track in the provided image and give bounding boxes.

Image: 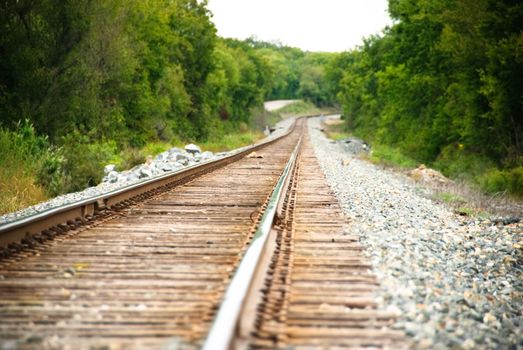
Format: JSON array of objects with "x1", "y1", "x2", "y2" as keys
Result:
[
  {"x1": 324, "y1": 0, "x2": 523, "y2": 198},
  {"x1": 0, "y1": 99, "x2": 322, "y2": 215},
  {"x1": 2, "y1": 0, "x2": 521, "y2": 214},
  {"x1": 0, "y1": 0, "x2": 338, "y2": 214},
  {"x1": 321, "y1": 118, "x2": 522, "y2": 217}
]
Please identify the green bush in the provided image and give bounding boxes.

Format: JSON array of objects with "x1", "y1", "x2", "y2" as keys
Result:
[
  {"x1": 479, "y1": 167, "x2": 523, "y2": 197},
  {"x1": 0, "y1": 121, "x2": 63, "y2": 213},
  {"x1": 38, "y1": 151, "x2": 67, "y2": 197},
  {"x1": 61, "y1": 133, "x2": 118, "y2": 192},
  {"x1": 433, "y1": 145, "x2": 497, "y2": 181},
  {"x1": 117, "y1": 148, "x2": 145, "y2": 171},
  {"x1": 369, "y1": 144, "x2": 418, "y2": 168}
]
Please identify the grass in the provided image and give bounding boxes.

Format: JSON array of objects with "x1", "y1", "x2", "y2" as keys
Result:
[
  {"x1": 368, "y1": 144, "x2": 418, "y2": 169},
  {"x1": 432, "y1": 191, "x2": 488, "y2": 217},
  {"x1": 0, "y1": 122, "x2": 52, "y2": 215},
  {"x1": 478, "y1": 167, "x2": 523, "y2": 198},
  {"x1": 434, "y1": 192, "x2": 467, "y2": 204},
  {"x1": 275, "y1": 100, "x2": 334, "y2": 118},
  {"x1": 199, "y1": 130, "x2": 265, "y2": 152},
  {"x1": 321, "y1": 119, "x2": 351, "y2": 141},
  {"x1": 325, "y1": 131, "x2": 350, "y2": 141},
  {"x1": 428, "y1": 180, "x2": 521, "y2": 218},
  {"x1": 455, "y1": 206, "x2": 476, "y2": 216},
  {"x1": 434, "y1": 191, "x2": 467, "y2": 204},
  {"x1": 141, "y1": 141, "x2": 176, "y2": 157},
  {"x1": 0, "y1": 168, "x2": 48, "y2": 215},
  {"x1": 452, "y1": 205, "x2": 490, "y2": 218}
]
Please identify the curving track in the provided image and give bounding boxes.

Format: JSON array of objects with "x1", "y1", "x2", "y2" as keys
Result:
[
  {"x1": 233, "y1": 132, "x2": 405, "y2": 349},
  {"x1": 0, "y1": 118, "x2": 404, "y2": 349}
]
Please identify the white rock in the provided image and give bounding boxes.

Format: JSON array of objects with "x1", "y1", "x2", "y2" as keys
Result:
[
  {"x1": 139, "y1": 167, "x2": 153, "y2": 179},
  {"x1": 184, "y1": 143, "x2": 201, "y2": 154},
  {"x1": 155, "y1": 152, "x2": 168, "y2": 161},
  {"x1": 201, "y1": 151, "x2": 214, "y2": 161},
  {"x1": 175, "y1": 153, "x2": 189, "y2": 165},
  {"x1": 161, "y1": 163, "x2": 174, "y2": 172},
  {"x1": 104, "y1": 164, "x2": 116, "y2": 175},
  {"x1": 125, "y1": 173, "x2": 139, "y2": 182},
  {"x1": 107, "y1": 171, "x2": 119, "y2": 183}
]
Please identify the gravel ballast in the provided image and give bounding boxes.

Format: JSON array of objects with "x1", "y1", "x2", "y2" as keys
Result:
[{"x1": 307, "y1": 117, "x2": 522, "y2": 349}]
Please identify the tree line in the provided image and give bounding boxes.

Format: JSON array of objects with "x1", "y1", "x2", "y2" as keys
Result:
[
  {"x1": 3, "y1": 0, "x2": 520, "y2": 204},
  {"x1": 0, "y1": 0, "x2": 335, "y2": 202},
  {"x1": 326, "y1": 0, "x2": 522, "y2": 195},
  {"x1": 1, "y1": 0, "x2": 263, "y2": 144}
]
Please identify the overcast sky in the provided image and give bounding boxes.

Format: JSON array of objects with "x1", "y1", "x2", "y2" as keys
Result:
[{"x1": 206, "y1": 0, "x2": 392, "y2": 52}]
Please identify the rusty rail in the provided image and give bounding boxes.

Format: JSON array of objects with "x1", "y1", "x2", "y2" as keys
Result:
[
  {"x1": 201, "y1": 126, "x2": 405, "y2": 350},
  {"x1": 202, "y1": 136, "x2": 302, "y2": 350}
]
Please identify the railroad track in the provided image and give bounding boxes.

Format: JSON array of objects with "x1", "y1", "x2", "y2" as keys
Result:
[{"x1": 0, "y1": 118, "x2": 404, "y2": 349}]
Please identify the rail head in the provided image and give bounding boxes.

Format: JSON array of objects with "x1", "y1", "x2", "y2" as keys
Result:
[
  {"x1": 201, "y1": 135, "x2": 302, "y2": 350},
  {"x1": 0, "y1": 118, "x2": 301, "y2": 250}
]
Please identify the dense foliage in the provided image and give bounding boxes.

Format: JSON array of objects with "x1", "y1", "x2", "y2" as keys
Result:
[
  {"x1": 247, "y1": 39, "x2": 336, "y2": 106},
  {"x1": 327, "y1": 0, "x2": 523, "y2": 195},
  {"x1": 4, "y1": 0, "x2": 519, "y2": 207},
  {"x1": 0, "y1": 0, "x2": 335, "y2": 204}
]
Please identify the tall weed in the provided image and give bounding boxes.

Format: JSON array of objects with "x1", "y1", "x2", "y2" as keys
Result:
[
  {"x1": 0, "y1": 121, "x2": 59, "y2": 214},
  {"x1": 369, "y1": 144, "x2": 418, "y2": 168},
  {"x1": 479, "y1": 167, "x2": 523, "y2": 197},
  {"x1": 60, "y1": 132, "x2": 118, "y2": 192}
]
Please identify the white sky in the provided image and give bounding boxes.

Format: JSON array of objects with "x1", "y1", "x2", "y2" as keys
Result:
[{"x1": 206, "y1": 0, "x2": 392, "y2": 52}]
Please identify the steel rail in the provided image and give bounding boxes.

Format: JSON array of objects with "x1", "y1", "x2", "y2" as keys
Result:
[
  {"x1": 201, "y1": 135, "x2": 302, "y2": 350},
  {"x1": 0, "y1": 121, "x2": 298, "y2": 249}
]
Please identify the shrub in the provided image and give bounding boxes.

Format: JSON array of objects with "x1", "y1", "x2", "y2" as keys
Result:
[
  {"x1": 369, "y1": 144, "x2": 418, "y2": 168},
  {"x1": 0, "y1": 121, "x2": 59, "y2": 214},
  {"x1": 118, "y1": 147, "x2": 145, "y2": 171},
  {"x1": 37, "y1": 151, "x2": 67, "y2": 197},
  {"x1": 479, "y1": 167, "x2": 523, "y2": 197},
  {"x1": 432, "y1": 145, "x2": 497, "y2": 181},
  {"x1": 61, "y1": 133, "x2": 118, "y2": 192}
]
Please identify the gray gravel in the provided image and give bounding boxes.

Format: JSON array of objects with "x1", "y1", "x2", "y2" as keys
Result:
[
  {"x1": 308, "y1": 116, "x2": 522, "y2": 350},
  {"x1": 335, "y1": 136, "x2": 371, "y2": 155},
  {"x1": 0, "y1": 117, "x2": 294, "y2": 227}
]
